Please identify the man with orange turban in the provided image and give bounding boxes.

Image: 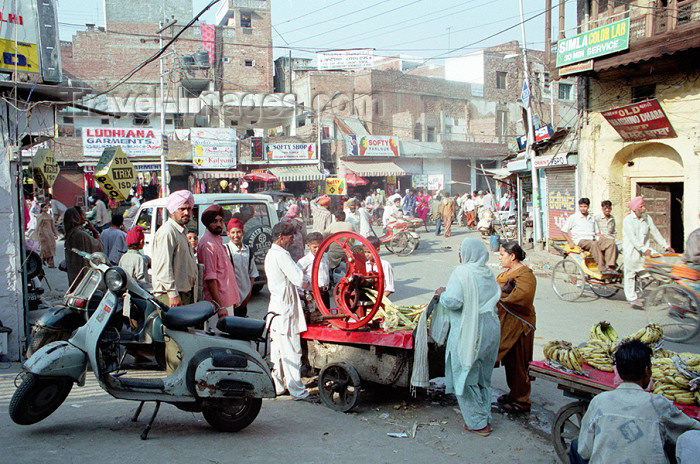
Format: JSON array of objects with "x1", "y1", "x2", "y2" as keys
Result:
[
  {"x1": 311, "y1": 195, "x2": 333, "y2": 233},
  {"x1": 622, "y1": 196, "x2": 674, "y2": 306}
]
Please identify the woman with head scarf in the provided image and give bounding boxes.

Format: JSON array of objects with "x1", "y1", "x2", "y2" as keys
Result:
[
  {"x1": 280, "y1": 204, "x2": 306, "y2": 262},
  {"x1": 37, "y1": 202, "x2": 58, "y2": 267},
  {"x1": 63, "y1": 206, "x2": 103, "y2": 286},
  {"x1": 435, "y1": 238, "x2": 501, "y2": 436}
]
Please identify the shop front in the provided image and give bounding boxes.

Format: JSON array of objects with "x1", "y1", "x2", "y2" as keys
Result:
[
  {"x1": 341, "y1": 159, "x2": 407, "y2": 197},
  {"x1": 268, "y1": 165, "x2": 326, "y2": 196},
  {"x1": 188, "y1": 169, "x2": 246, "y2": 194}
]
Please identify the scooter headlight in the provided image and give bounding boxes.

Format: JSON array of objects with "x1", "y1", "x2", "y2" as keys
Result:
[{"x1": 104, "y1": 267, "x2": 128, "y2": 294}]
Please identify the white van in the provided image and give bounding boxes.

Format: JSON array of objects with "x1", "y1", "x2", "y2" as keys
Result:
[{"x1": 133, "y1": 193, "x2": 278, "y2": 293}]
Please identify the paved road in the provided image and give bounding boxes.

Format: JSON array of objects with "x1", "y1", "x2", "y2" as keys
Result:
[{"x1": 5, "y1": 227, "x2": 698, "y2": 463}]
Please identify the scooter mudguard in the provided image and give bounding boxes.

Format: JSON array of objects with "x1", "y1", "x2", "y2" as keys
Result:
[
  {"x1": 186, "y1": 347, "x2": 276, "y2": 400},
  {"x1": 24, "y1": 341, "x2": 87, "y2": 386},
  {"x1": 35, "y1": 305, "x2": 86, "y2": 331}
]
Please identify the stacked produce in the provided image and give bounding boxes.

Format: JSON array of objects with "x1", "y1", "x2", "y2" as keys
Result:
[
  {"x1": 677, "y1": 352, "x2": 700, "y2": 376},
  {"x1": 579, "y1": 321, "x2": 618, "y2": 372},
  {"x1": 365, "y1": 289, "x2": 427, "y2": 333},
  {"x1": 651, "y1": 357, "x2": 698, "y2": 405},
  {"x1": 623, "y1": 323, "x2": 663, "y2": 345},
  {"x1": 543, "y1": 340, "x2": 585, "y2": 375}
]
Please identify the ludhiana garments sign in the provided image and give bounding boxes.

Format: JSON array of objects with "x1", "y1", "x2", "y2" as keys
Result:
[
  {"x1": 345, "y1": 135, "x2": 400, "y2": 157},
  {"x1": 556, "y1": 18, "x2": 630, "y2": 67},
  {"x1": 191, "y1": 128, "x2": 237, "y2": 169},
  {"x1": 83, "y1": 128, "x2": 163, "y2": 157},
  {"x1": 601, "y1": 99, "x2": 677, "y2": 142},
  {"x1": 264, "y1": 143, "x2": 317, "y2": 164}
]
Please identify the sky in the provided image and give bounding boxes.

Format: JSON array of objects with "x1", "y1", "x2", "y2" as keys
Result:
[{"x1": 56, "y1": 0, "x2": 578, "y2": 62}]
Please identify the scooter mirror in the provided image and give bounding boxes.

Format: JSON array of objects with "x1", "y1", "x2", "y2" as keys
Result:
[{"x1": 89, "y1": 252, "x2": 109, "y2": 266}]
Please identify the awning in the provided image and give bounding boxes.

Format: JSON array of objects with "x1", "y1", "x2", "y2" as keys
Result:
[
  {"x1": 343, "y1": 160, "x2": 406, "y2": 177},
  {"x1": 190, "y1": 170, "x2": 246, "y2": 179},
  {"x1": 269, "y1": 165, "x2": 325, "y2": 182},
  {"x1": 481, "y1": 168, "x2": 512, "y2": 180}
]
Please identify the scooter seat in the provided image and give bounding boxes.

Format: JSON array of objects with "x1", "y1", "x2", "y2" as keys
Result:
[
  {"x1": 162, "y1": 302, "x2": 215, "y2": 330},
  {"x1": 217, "y1": 316, "x2": 266, "y2": 340}
]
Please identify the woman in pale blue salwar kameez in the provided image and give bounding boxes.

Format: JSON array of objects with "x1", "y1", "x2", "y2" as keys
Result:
[{"x1": 437, "y1": 238, "x2": 501, "y2": 436}]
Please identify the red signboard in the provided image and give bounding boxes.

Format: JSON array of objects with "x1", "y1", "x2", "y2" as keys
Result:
[{"x1": 601, "y1": 99, "x2": 676, "y2": 142}]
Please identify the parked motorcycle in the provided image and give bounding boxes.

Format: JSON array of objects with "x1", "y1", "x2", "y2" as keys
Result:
[
  {"x1": 10, "y1": 253, "x2": 276, "y2": 438},
  {"x1": 25, "y1": 251, "x2": 46, "y2": 312}
]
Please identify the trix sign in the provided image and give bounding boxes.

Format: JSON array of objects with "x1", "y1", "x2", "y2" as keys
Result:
[{"x1": 94, "y1": 146, "x2": 136, "y2": 202}]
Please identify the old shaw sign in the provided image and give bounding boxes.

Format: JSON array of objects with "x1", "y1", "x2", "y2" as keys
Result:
[{"x1": 601, "y1": 99, "x2": 677, "y2": 142}]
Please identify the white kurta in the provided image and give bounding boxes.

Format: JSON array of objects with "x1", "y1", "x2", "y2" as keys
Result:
[
  {"x1": 358, "y1": 207, "x2": 372, "y2": 237},
  {"x1": 622, "y1": 212, "x2": 669, "y2": 301},
  {"x1": 264, "y1": 243, "x2": 308, "y2": 398}
]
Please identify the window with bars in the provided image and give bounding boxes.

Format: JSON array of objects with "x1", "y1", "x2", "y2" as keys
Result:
[
  {"x1": 631, "y1": 84, "x2": 656, "y2": 103},
  {"x1": 496, "y1": 71, "x2": 507, "y2": 90},
  {"x1": 558, "y1": 83, "x2": 573, "y2": 100}
]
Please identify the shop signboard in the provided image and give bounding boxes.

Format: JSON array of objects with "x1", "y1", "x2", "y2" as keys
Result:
[
  {"x1": 250, "y1": 136, "x2": 264, "y2": 162},
  {"x1": 556, "y1": 18, "x2": 630, "y2": 67},
  {"x1": 31, "y1": 148, "x2": 59, "y2": 188},
  {"x1": 516, "y1": 124, "x2": 554, "y2": 151},
  {"x1": 0, "y1": 2, "x2": 40, "y2": 74},
  {"x1": 263, "y1": 143, "x2": 317, "y2": 164},
  {"x1": 533, "y1": 153, "x2": 568, "y2": 169},
  {"x1": 412, "y1": 175, "x2": 428, "y2": 189},
  {"x1": 191, "y1": 128, "x2": 237, "y2": 169},
  {"x1": 83, "y1": 128, "x2": 163, "y2": 157},
  {"x1": 94, "y1": 147, "x2": 136, "y2": 202},
  {"x1": 601, "y1": 99, "x2": 677, "y2": 142},
  {"x1": 317, "y1": 49, "x2": 374, "y2": 70},
  {"x1": 427, "y1": 175, "x2": 444, "y2": 192},
  {"x1": 345, "y1": 135, "x2": 400, "y2": 157},
  {"x1": 325, "y1": 178, "x2": 346, "y2": 195}
]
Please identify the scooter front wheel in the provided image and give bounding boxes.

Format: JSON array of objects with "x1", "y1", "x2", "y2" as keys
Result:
[
  {"x1": 9, "y1": 373, "x2": 73, "y2": 425},
  {"x1": 202, "y1": 397, "x2": 262, "y2": 432}
]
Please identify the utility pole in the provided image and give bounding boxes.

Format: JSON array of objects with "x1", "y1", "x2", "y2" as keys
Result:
[
  {"x1": 157, "y1": 19, "x2": 177, "y2": 198},
  {"x1": 518, "y1": 0, "x2": 542, "y2": 245}
]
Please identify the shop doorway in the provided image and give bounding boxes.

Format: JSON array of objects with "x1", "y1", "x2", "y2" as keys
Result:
[{"x1": 636, "y1": 182, "x2": 684, "y2": 252}]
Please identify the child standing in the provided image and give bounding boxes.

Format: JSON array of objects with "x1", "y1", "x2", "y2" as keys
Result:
[
  {"x1": 364, "y1": 236, "x2": 395, "y2": 298},
  {"x1": 119, "y1": 226, "x2": 151, "y2": 286},
  {"x1": 296, "y1": 232, "x2": 330, "y2": 308}
]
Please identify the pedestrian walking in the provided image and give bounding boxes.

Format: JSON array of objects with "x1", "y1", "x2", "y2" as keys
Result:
[
  {"x1": 464, "y1": 194, "x2": 477, "y2": 229},
  {"x1": 88, "y1": 193, "x2": 110, "y2": 230},
  {"x1": 415, "y1": 190, "x2": 430, "y2": 222},
  {"x1": 432, "y1": 193, "x2": 443, "y2": 235},
  {"x1": 401, "y1": 189, "x2": 416, "y2": 216},
  {"x1": 100, "y1": 214, "x2": 127, "y2": 265},
  {"x1": 225, "y1": 218, "x2": 259, "y2": 318},
  {"x1": 435, "y1": 238, "x2": 500, "y2": 437},
  {"x1": 441, "y1": 195, "x2": 457, "y2": 237},
  {"x1": 37, "y1": 202, "x2": 58, "y2": 268},
  {"x1": 495, "y1": 242, "x2": 536, "y2": 414},
  {"x1": 344, "y1": 198, "x2": 360, "y2": 232},
  {"x1": 198, "y1": 205, "x2": 240, "y2": 330},
  {"x1": 280, "y1": 204, "x2": 306, "y2": 262},
  {"x1": 151, "y1": 190, "x2": 198, "y2": 308},
  {"x1": 622, "y1": 196, "x2": 673, "y2": 307},
  {"x1": 63, "y1": 206, "x2": 103, "y2": 286},
  {"x1": 358, "y1": 202, "x2": 373, "y2": 237},
  {"x1": 311, "y1": 195, "x2": 333, "y2": 233},
  {"x1": 265, "y1": 222, "x2": 317, "y2": 402}
]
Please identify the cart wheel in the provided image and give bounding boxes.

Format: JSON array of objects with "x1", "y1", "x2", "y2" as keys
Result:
[
  {"x1": 551, "y1": 259, "x2": 586, "y2": 302},
  {"x1": 318, "y1": 362, "x2": 361, "y2": 413},
  {"x1": 552, "y1": 401, "x2": 588, "y2": 464},
  {"x1": 389, "y1": 231, "x2": 416, "y2": 257},
  {"x1": 645, "y1": 284, "x2": 700, "y2": 343},
  {"x1": 589, "y1": 283, "x2": 619, "y2": 299}
]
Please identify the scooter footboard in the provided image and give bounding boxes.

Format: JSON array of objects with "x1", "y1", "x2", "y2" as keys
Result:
[
  {"x1": 24, "y1": 341, "x2": 87, "y2": 386},
  {"x1": 186, "y1": 347, "x2": 276, "y2": 399}
]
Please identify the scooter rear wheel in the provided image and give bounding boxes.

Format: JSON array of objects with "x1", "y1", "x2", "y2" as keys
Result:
[
  {"x1": 202, "y1": 397, "x2": 262, "y2": 432},
  {"x1": 9, "y1": 373, "x2": 73, "y2": 425}
]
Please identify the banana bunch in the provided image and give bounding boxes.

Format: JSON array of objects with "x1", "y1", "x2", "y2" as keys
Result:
[
  {"x1": 677, "y1": 352, "x2": 700, "y2": 376},
  {"x1": 589, "y1": 321, "x2": 619, "y2": 345},
  {"x1": 652, "y1": 383, "x2": 699, "y2": 405},
  {"x1": 365, "y1": 289, "x2": 427, "y2": 333},
  {"x1": 653, "y1": 348, "x2": 676, "y2": 359},
  {"x1": 651, "y1": 358, "x2": 691, "y2": 390},
  {"x1": 543, "y1": 340, "x2": 585, "y2": 374},
  {"x1": 624, "y1": 323, "x2": 664, "y2": 345}
]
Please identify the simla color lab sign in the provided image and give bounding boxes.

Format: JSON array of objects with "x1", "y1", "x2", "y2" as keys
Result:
[{"x1": 556, "y1": 18, "x2": 630, "y2": 67}]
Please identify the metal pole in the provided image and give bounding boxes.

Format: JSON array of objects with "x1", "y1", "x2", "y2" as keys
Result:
[
  {"x1": 518, "y1": 0, "x2": 542, "y2": 245},
  {"x1": 157, "y1": 19, "x2": 177, "y2": 197},
  {"x1": 317, "y1": 96, "x2": 322, "y2": 172}
]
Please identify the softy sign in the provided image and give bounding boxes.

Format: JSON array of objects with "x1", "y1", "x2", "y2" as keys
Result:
[
  {"x1": 264, "y1": 143, "x2": 317, "y2": 164},
  {"x1": 556, "y1": 18, "x2": 629, "y2": 67},
  {"x1": 325, "y1": 178, "x2": 346, "y2": 195},
  {"x1": 345, "y1": 135, "x2": 400, "y2": 157}
]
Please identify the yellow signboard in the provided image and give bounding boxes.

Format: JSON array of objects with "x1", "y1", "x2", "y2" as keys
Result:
[
  {"x1": 325, "y1": 178, "x2": 346, "y2": 195},
  {"x1": 31, "y1": 148, "x2": 59, "y2": 188},
  {"x1": 0, "y1": 38, "x2": 40, "y2": 73},
  {"x1": 94, "y1": 147, "x2": 136, "y2": 202}
]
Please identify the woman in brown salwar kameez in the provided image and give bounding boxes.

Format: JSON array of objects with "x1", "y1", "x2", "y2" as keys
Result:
[{"x1": 495, "y1": 241, "x2": 537, "y2": 414}]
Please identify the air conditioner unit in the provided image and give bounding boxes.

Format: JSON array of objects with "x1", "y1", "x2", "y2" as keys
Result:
[{"x1": 222, "y1": 57, "x2": 231, "y2": 64}]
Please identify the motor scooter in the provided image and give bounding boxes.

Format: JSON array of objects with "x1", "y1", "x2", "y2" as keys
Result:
[
  {"x1": 27, "y1": 251, "x2": 163, "y2": 367},
  {"x1": 10, "y1": 253, "x2": 277, "y2": 439}
]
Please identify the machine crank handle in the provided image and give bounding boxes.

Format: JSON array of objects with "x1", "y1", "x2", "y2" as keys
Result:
[{"x1": 318, "y1": 314, "x2": 350, "y2": 320}]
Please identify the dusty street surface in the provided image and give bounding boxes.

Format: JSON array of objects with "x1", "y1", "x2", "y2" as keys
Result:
[{"x1": 3, "y1": 227, "x2": 698, "y2": 463}]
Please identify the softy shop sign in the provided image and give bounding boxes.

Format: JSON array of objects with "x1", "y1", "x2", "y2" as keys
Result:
[
  {"x1": 83, "y1": 128, "x2": 163, "y2": 157},
  {"x1": 264, "y1": 143, "x2": 317, "y2": 164},
  {"x1": 556, "y1": 18, "x2": 629, "y2": 67},
  {"x1": 345, "y1": 135, "x2": 400, "y2": 157}
]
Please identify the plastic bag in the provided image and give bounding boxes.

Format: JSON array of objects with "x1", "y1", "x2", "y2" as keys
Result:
[{"x1": 429, "y1": 302, "x2": 450, "y2": 346}]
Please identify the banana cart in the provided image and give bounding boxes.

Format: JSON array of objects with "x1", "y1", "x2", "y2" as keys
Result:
[
  {"x1": 300, "y1": 232, "x2": 443, "y2": 412},
  {"x1": 528, "y1": 361, "x2": 700, "y2": 464}
]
